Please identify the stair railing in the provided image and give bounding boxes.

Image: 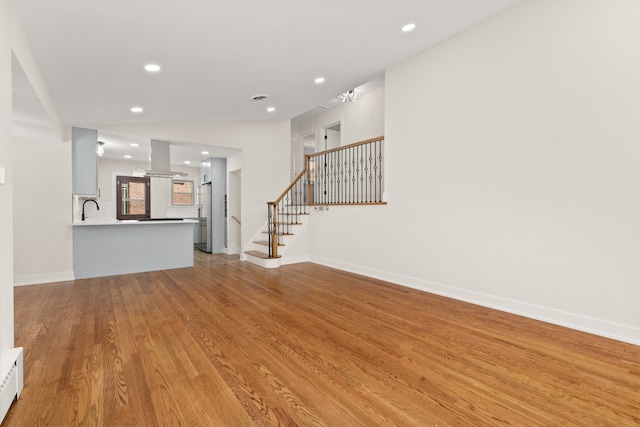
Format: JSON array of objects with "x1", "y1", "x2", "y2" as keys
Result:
[
  {"x1": 267, "y1": 169, "x2": 308, "y2": 258},
  {"x1": 267, "y1": 135, "x2": 385, "y2": 258},
  {"x1": 307, "y1": 136, "x2": 385, "y2": 205}
]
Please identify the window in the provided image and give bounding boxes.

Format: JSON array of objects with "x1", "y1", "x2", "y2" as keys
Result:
[
  {"x1": 172, "y1": 180, "x2": 194, "y2": 205},
  {"x1": 116, "y1": 176, "x2": 150, "y2": 220}
]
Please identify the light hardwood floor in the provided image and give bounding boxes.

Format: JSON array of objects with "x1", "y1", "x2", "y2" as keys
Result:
[{"x1": 4, "y1": 252, "x2": 640, "y2": 426}]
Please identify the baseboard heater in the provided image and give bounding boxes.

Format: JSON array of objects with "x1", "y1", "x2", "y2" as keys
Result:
[{"x1": 0, "y1": 348, "x2": 24, "y2": 423}]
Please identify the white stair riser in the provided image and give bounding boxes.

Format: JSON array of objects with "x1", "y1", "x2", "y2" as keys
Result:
[{"x1": 244, "y1": 214, "x2": 310, "y2": 268}]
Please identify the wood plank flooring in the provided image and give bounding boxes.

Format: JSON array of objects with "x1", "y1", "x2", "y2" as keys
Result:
[{"x1": 4, "y1": 252, "x2": 640, "y2": 426}]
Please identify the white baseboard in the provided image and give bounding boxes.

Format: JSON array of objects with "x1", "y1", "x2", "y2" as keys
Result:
[
  {"x1": 13, "y1": 271, "x2": 74, "y2": 287},
  {"x1": 309, "y1": 256, "x2": 640, "y2": 347},
  {"x1": 280, "y1": 254, "x2": 310, "y2": 266}
]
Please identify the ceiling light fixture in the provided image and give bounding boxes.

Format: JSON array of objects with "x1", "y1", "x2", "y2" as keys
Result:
[
  {"x1": 402, "y1": 23, "x2": 416, "y2": 32},
  {"x1": 124, "y1": 155, "x2": 132, "y2": 159},
  {"x1": 96, "y1": 141, "x2": 105, "y2": 157},
  {"x1": 201, "y1": 151, "x2": 209, "y2": 155},
  {"x1": 266, "y1": 107, "x2": 275, "y2": 113},
  {"x1": 184, "y1": 161, "x2": 191, "y2": 165},
  {"x1": 144, "y1": 64, "x2": 161, "y2": 72},
  {"x1": 315, "y1": 77, "x2": 325, "y2": 84},
  {"x1": 130, "y1": 107, "x2": 143, "y2": 113},
  {"x1": 130, "y1": 143, "x2": 139, "y2": 147},
  {"x1": 337, "y1": 89, "x2": 360, "y2": 103}
]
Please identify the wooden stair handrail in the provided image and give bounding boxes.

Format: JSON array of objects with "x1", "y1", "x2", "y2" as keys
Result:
[
  {"x1": 306, "y1": 135, "x2": 384, "y2": 158},
  {"x1": 269, "y1": 169, "x2": 307, "y2": 207}
]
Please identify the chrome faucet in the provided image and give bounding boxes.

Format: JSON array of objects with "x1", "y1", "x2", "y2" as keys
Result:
[{"x1": 82, "y1": 199, "x2": 99, "y2": 221}]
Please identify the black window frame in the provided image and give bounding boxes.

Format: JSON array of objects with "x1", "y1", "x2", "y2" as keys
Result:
[{"x1": 116, "y1": 175, "x2": 151, "y2": 220}]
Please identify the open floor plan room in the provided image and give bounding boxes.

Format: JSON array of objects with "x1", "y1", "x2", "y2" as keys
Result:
[{"x1": 4, "y1": 252, "x2": 640, "y2": 426}]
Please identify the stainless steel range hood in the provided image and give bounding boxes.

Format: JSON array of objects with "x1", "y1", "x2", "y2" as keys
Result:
[{"x1": 133, "y1": 140, "x2": 188, "y2": 178}]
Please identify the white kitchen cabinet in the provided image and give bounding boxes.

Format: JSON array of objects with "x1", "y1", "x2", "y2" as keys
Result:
[
  {"x1": 201, "y1": 158, "x2": 212, "y2": 183},
  {"x1": 72, "y1": 127, "x2": 98, "y2": 196}
]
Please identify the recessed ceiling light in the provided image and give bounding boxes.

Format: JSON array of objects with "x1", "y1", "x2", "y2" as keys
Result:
[
  {"x1": 130, "y1": 107, "x2": 143, "y2": 113},
  {"x1": 124, "y1": 155, "x2": 132, "y2": 159},
  {"x1": 402, "y1": 23, "x2": 416, "y2": 32},
  {"x1": 144, "y1": 64, "x2": 161, "y2": 72},
  {"x1": 266, "y1": 107, "x2": 275, "y2": 113},
  {"x1": 130, "y1": 143, "x2": 139, "y2": 147},
  {"x1": 184, "y1": 161, "x2": 191, "y2": 165},
  {"x1": 201, "y1": 151, "x2": 209, "y2": 155},
  {"x1": 315, "y1": 77, "x2": 325, "y2": 84}
]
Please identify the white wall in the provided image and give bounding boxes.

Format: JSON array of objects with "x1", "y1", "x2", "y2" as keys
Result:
[
  {"x1": 13, "y1": 136, "x2": 73, "y2": 285},
  {"x1": 0, "y1": 0, "x2": 14, "y2": 353},
  {"x1": 295, "y1": 87, "x2": 385, "y2": 147},
  {"x1": 94, "y1": 121, "x2": 291, "y2": 251},
  {"x1": 309, "y1": 0, "x2": 640, "y2": 345},
  {"x1": 228, "y1": 169, "x2": 242, "y2": 254}
]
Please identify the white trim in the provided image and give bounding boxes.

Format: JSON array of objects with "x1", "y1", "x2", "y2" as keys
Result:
[
  {"x1": 309, "y1": 256, "x2": 640, "y2": 347},
  {"x1": 224, "y1": 246, "x2": 240, "y2": 255},
  {"x1": 280, "y1": 254, "x2": 310, "y2": 266},
  {"x1": 13, "y1": 271, "x2": 74, "y2": 287}
]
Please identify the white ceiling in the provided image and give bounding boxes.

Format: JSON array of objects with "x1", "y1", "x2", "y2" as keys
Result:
[{"x1": 11, "y1": 0, "x2": 522, "y2": 164}]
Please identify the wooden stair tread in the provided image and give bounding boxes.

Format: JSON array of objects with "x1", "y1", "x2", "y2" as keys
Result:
[
  {"x1": 254, "y1": 240, "x2": 284, "y2": 247},
  {"x1": 245, "y1": 250, "x2": 280, "y2": 259},
  {"x1": 262, "y1": 231, "x2": 294, "y2": 236}
]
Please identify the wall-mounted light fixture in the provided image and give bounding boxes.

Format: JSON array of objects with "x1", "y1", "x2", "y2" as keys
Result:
[{"x1": 96, "y1": 140, "x2": 105, "y2": 157}]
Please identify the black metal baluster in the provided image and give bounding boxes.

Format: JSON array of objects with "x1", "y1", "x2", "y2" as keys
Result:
[
  {"x1": 358, "y1": 145, "x2": 364, "y2": 203},
  {"x1": 348, "y1": 147, "x2": 352, "y2": 203},
  {"x1": 377, "y1": 140, "x2": 380, "y2": 201},
  {"x1": 328, "y1": 151, "x2": 333, "y2": 204},
  {"x1": 373, "y1": 140, "x2": 377, "y2": 202},
  {"x1": 378, "y1": 139, "x2": 384, "y2": 202},
  {"x1": 352, "y1": 147, "x2": 356, "y2": 203},
  {"x1": 323, "y1": 153, "x2": 327, "y2": 205},
  {"x1": 333, "y1": 150, "x2": 337, "y2": 203},
  {"x1": 339, "y1": 149, "x2": 342, "y2": 203},
  {"x1": 368, "y1": 142, "x2": 373, "y2": 202}
]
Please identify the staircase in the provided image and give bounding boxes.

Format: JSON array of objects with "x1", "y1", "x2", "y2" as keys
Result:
[
  {"x1": 243, "y1": 212, "x2": 310, "y2": 268},
  {"x1": 244, "y1": 135, "x2": 385, "y2": 268}
]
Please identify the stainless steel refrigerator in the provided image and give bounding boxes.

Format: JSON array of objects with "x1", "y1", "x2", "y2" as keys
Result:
[{"x1": 197, "y1": 157, "x2": 227, "y2": 253}]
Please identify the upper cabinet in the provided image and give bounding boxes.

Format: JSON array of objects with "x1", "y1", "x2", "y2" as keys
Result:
[
  {"x1": 72, "y1": 127, "x2": 98, "y2": 196},
  {"x1": 201, "y1": 158, "x2": 212, "y2": 183}
]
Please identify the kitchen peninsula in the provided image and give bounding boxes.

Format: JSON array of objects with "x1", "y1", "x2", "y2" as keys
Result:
[{"x1": 72, "y1": 219, "x2": 197, "y2": 279}]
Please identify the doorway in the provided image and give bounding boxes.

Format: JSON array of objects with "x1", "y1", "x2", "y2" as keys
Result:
[
  {"x1": 228, "y1": 169, "x2": 242, "y2": 254},
  {"x1": 324, "y1": 122, "x2": 341, "y2": 151}
]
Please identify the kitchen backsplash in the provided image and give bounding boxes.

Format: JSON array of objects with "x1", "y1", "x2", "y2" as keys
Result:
[
  {"x1": 73, "y1": 196, "x2": 199, "y2": 222},
  {"x1": 165, "y1": 206, "x2": 199, "y2": 218},
  {"x1": 72, "y1": 196, "x2": 113, "y2": 222}
]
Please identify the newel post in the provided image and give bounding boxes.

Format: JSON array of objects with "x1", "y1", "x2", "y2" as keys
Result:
[{"x1": 268, "y1": 202, "x2": 278, "y2": 258}]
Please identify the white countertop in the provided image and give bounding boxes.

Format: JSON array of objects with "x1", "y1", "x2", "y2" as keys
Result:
[{"x1": 72, "y1": 218, "x2": 198, "y2": 226}]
